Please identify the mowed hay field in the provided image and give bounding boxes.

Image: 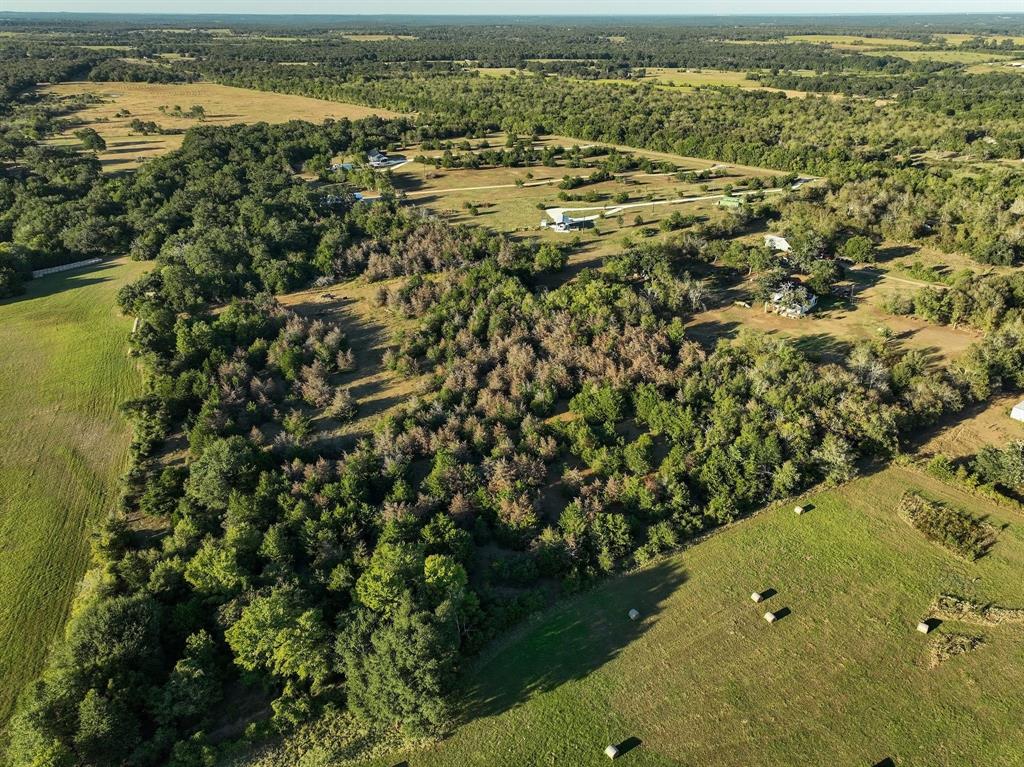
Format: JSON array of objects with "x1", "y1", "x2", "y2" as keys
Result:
[
  {"x1": 638, "y1": 68, "x2": 814, "y2": 97},
  {"x1": 44, "y1": 81, "x2": 404, "y2": 170},
  {"x1": 785, "y1": 33, "x2": 925, "y2": 49},
  {"x1": 0, "y1": 257, "x2": 147, "y2": 721},
  {"x1": 345, "y1": 465, "x2": 1024, "y2": 767}
]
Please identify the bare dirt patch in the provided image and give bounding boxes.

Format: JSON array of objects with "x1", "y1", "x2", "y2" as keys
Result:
[{"x1": 919, "y1": 393, "x2": 1024, "y2": 461}]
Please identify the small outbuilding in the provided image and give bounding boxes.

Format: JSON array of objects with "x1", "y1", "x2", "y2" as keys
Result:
[
  {"x1": 542, "y1": 210, "x2": 592, "y2": 233},
  {"x1": 1011, "y1": 401, "x2": 1024, "y2": 423},
  {"x1": 917, "y1": 621, "x2": 932, "y2": 634},
  {"x1": 605, "y1": 744, "x2": 620, "y2": 759},
  {"x1": 764, "y1": 234, "x2": 792, "y2": 252},
  {"x1": 628, "y1": 608, "x2": 640, "y2": 621},
  {"x1": 764, "y1": 611, "x2": 778, "y2": 623}
]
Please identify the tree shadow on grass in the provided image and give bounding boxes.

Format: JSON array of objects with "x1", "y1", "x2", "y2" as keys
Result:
[
  {"x1": 684, "y1": 319, "x2": 742, "y2": 350},
  {"x1": 790, "y1": 332, "x2": 854, "y2": 363},
  {"x1": 460, "y1": 559, "x2": 687, "y2": 720},
  {"x1": 874, "y1": 244, "x2": 918, "y2": 264},
  {"x1": 107, "y1": 140, "x2": 157, "y2": 150},
  {"x1": 615, "y1": 736, "x2": 642, "y2": 756},
  {"x1": 0, "y1": 261, "x2": 122, "y2": 306}
]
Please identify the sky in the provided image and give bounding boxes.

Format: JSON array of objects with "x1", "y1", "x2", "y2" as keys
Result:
[{"x1": 5, "y1": 1, "x2": 1024, "y2": 14}]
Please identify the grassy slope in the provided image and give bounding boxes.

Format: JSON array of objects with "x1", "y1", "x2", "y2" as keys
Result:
[
  {"x1": 351, "y1": 465, "x2": 1024, "y2": 767},
  {"x1": 0, "y1": 257, "x2": 147, "y2": 721}
]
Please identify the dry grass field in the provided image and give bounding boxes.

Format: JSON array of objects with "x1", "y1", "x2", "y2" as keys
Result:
[
  {"x1": 0, "y1": 257, "x2": 147, "y2": 722},
  {"x1": 340, "y1": 33, "x2": 417, "y2": 42},
  {"x1": 777, "y1": 34, "x2": 1024, "y2": 64},
  {"x1": 472, "y1": 66, "x2": 819, "y2": 97},
  {"x1": 43, "y1": 81, "x2": 404, "y2": 171},
  {"x1": 965, "y1": 60, "x2": 1024, "y2": 74},
  {"x1": 785, "y1": 33, "x2": 925, "y2": 49},
  {"x1": 939, "y1": 33, "x2": 1024, "y2": 46},
  {"x1": 920, "y1": 394, "x2": 1024, "y2": 462},
  {"x1": 685, "y1": 288, "x2": 979, "y2": 366},
  {"x1": 866, "y1": 49, "x2": 1018, "y2": 64},
  {"x1": 639, "y1": 67, "x2": 808, "y2": 96}
]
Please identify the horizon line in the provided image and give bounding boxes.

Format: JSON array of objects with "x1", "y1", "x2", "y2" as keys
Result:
[{"x1": 4, "y1": 10, "x2": 1024, "y2": 16}]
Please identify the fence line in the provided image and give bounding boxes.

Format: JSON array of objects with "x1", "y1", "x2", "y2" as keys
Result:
[{"x1": 31, "y1": 258, "x2": 103, "y2": 279}]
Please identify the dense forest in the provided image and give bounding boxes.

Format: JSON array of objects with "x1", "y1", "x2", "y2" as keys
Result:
[
  {"x1": 2, "y1": 14, "x2": 1024, "y2": 767},
  {"x1": 5, "y1": 114, "x2": 1024, "y2": 767}
]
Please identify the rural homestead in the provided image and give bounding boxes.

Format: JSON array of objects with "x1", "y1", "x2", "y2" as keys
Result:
[{"x1": 1, "y1": 9, "x2": 1023, "y2": 767}]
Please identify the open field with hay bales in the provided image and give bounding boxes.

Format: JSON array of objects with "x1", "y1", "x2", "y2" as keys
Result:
[
  {"x1": 43, "y1": 81, "x2": 404, "y2": 171},
  {"x1": 0, "y1": 257, "x2": 148, "y2": 722},
  {"x1": 241, "y1": 464, "x2": 1024, "y2": 767}
]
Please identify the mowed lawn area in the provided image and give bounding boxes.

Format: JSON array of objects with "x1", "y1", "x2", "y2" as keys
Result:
[
  {"x1": 0, "y1": 258, "x2": 147, "y2": 721},
  {"x1": 348, "y1": 465, "x2": 1024, "y2": 767}
]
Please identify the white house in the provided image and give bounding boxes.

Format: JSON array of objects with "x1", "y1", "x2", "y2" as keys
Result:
[
  {"x1": 1012, "y1": 401, "x2": 1024, "y2": 423},
  {"x1": 367, "y1": 149, "x2": 406, "y2": 169},
  {"x1": 764, "y1": 234, "x2": 792, "y2": 252}
]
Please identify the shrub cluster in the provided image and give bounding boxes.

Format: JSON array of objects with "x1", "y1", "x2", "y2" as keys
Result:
[{"x1": 897, "y1": 492, "x2": 996, "y2": 560}]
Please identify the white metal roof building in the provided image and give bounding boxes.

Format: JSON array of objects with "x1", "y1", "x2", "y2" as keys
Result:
[
  {"x1": 764, "y1": 235, "x2": 792, "y2": 252},
  {"x1": 1011, "y1": 401, "x2": 1024, "y2": 422}
]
